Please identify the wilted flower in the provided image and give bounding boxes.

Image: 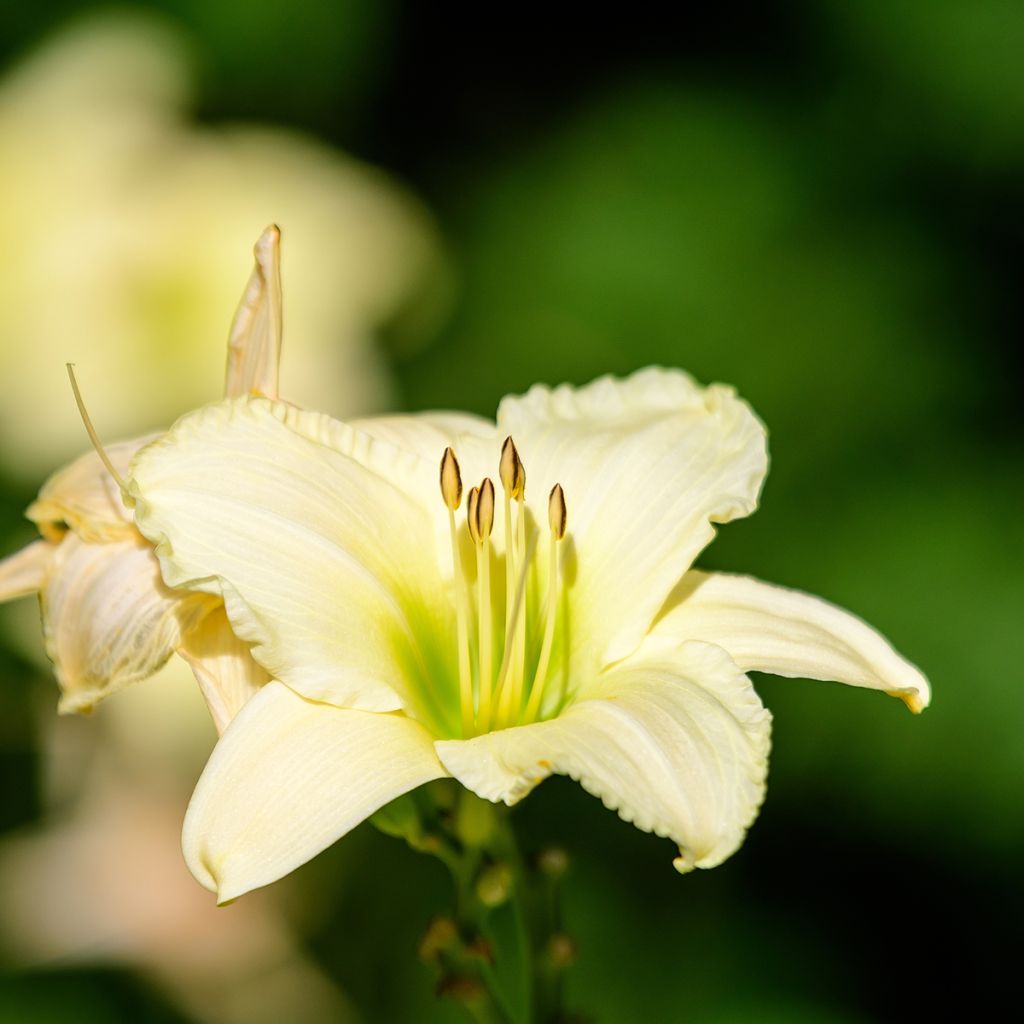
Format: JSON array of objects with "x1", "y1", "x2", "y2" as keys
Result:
[
  {"x1": 0, "y1": 228, "x2": 290, "y2": 726},
  {"x1": 127, "y1": 368, "x2": 929, "y2": 901}
]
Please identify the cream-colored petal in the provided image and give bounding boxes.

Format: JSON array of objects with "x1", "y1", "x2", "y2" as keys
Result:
[
  {"x1": 177, "y1": 606, "x2": 269, "y2": 735},
  {"x1": 224, "y1": 225, "x2": 283, "y2": 401},
  {"x1": 183, "y1": 681, "x2": 446, "y2": 901},
  {"x1": 351, "y1": 411, "x2": 499, "y2": 492},
  {"x1": 0, "y1": 539, "x2": 53, "y2": 600},
  {"x1": 437, "y1": 640, "x2": 771, "y2": 873},
  {"x1": 27, "y1": 436, "x2": 159, "y2": 542},
  {"x1": 348, "y1": 411, "x2": 503, "y2": 564},
  {"x1": 496, "y1": 368, "x2": 768, "y2": 673},
  {"x1": 654, "y1": 570, "x2": 931, "y2": 712},
  {"x1": 129, "y1": 398, "x2": 451, "y2": 718},
  {"x1": 41, "y1": 534, "x2": 216, "y2": 713}
]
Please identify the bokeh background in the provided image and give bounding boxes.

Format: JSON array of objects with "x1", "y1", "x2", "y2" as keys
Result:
[{"x1": 1, "y1": 2, "x2": 1021, "y2": 1021}]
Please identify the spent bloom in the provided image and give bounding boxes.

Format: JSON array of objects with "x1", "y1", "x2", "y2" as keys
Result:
[
  {"x1": 127, "y1": 366, "x2": 930, "y2": 901},
  {"x1": 0, "y1": 228, "x2": 289, "y2": 726}
]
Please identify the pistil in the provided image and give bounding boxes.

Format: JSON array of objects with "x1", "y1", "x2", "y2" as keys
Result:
[{"x1": 67, "y1": 363, "x2": 129, "y2": 497}]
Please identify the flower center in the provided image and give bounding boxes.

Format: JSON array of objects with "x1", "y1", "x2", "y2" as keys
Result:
[{"x1": 439, "y1": 438, "x2": 567, "y2": 738}]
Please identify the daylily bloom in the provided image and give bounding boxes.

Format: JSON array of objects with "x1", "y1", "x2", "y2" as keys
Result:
[
  {"x1": 0, "y1": 228, "x2": 286, "y2": 726},
  {"x1": 127, "y1": 369, "x2": 930, "y2": 901}
]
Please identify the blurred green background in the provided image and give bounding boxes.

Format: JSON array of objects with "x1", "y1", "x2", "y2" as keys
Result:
[{"x1": 0, "y1": 2, "x2": 1021, "y2": 1022}]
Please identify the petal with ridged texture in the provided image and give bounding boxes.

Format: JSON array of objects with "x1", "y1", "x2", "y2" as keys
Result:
[
  {"x1": 41, "y1": 534, "x2": 215, "y2": 713},
  {"x1": 496, "y1": 368, "x2": 768, "y2": 674},
  {"x1": 177, "y1": 606, "x2": 270, "y2": 734},
  {"x1": 437, "y1": 640, "x2": 771, "y2": 872},
  {"x1": 654, "y1": 570, "x2": 930, "y2": 712},
  {"x1": 0, "y1": 539, "x2": 53, "y2": 600},
  {"x1": 27, "y1": 437, "x2": 158, "y2": 542},
  {"x1": 129, "y1": 398, "x2": 451, "y2": 718},
  {"x1": 224, "y1": 225, "x2": 283, "y2": 401},
  {"x1": 183, "y1": 681, "x2": 446, "y2": 901}
]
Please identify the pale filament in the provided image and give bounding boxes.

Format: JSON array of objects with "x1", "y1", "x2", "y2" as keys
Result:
[
  {"x1": 523, "y1": 484, "x2": 566, "y2": 721},
  {"x1": 440, "y1": 442, "x2": 566, "y2": 736},
  {"x1": 440, "y1": 448, "x2": 474, "y2": 736}
]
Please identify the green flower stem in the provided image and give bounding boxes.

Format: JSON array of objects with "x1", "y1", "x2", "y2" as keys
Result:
[{"x1": 372, "y1": 783, "x2": 576, "y2": 1023}]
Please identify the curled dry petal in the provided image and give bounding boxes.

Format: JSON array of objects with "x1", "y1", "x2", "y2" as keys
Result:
[
  {"x1": 0, "y1": 540, "x2": 53, "y2": 601},
  {"x1": 224, "y1": 224, "x2": 283, "y2": 401},
  {"x1": 42, "y1": 533, "x2": 217, "y2": 713},
  {"x1": 27, "y1": 438, "x2": 158, "y2": 542}
]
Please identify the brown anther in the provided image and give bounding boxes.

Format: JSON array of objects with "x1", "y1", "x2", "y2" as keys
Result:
[
  {"x1": 477, "y1": 478, "x2": 495, "y2": 539},
  {"x1": 466, "y1": 485, "x2": 481, "y2": 544},
  {"x1": 548, "y1": 483, "x2": 567, "y2": 540},
  {"x1": 499, "y1": 436, "x2": 525, "y2": 499},
  {"x1": 440, "y1": 448, "x2": 463, "y2": 510}
]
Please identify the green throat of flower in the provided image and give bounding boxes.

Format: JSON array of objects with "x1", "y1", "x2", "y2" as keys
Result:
[{"x1": 439, "y1": 438, "x2": 568, "y2": 739}]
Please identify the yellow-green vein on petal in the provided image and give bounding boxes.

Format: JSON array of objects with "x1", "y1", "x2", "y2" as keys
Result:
[
  {"x1": 436, "y1": 640, "x2": 770, "y2": 872},
  {"x1": 129, "y1": 397, "x2": 456, "y2": 725}
]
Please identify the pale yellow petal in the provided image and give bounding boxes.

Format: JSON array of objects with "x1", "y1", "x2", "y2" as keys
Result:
[
  {"x1": 654, "y1": 570, "x2": 931, "y2": 712},
  {"x1": 129, "y1": 398, "x2": 451, "y2": 719},
  {"x1": 347, "y1": 410, "x2": 502, "y2": 564},
  {"x1": 41, "y1": 534, "x2": 216, "y2": 713},
  {"x1": 177, "y1": 605, "x2": 269, "y2": 734},
  {"x1": 224, "y1": 225, "x2": 283, "y2": 400},
  {"x1": 183, "y1": 681, "x2": 446, "y2": 901},
  {"x1": 0, "y1": 539, "x2": 53, "y2": 600},
  {"x1": 437, "y1": 640, "x2": 770, "y2": 872},
  {"x1": 496, "y1": 368, "x2": 768, "y2": 673},
  {"x1": 27, "y1": 436, "x2": 158, "y2": 542}
]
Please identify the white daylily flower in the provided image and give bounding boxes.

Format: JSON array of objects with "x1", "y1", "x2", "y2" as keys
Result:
[
  {"x1": 127, "y1": 369, "x2": 930, "y2": 901},
  {"x1": 0, "y1": 228, "x2": 284, "y2": 724}
]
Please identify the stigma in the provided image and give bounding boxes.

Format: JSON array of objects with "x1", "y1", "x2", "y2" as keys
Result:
[{"x1": 438, "y1": 440, "x2": 568, "y2": 737}]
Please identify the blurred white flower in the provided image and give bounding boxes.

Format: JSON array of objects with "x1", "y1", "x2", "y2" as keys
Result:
[{"x1": 0, "y1": 13, "x2": 446, "y2": 477}]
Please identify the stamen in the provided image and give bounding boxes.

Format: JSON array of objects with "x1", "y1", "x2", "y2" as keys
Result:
[
  {"x1": 439, "y1": 448, "x2": 473, "y2": 736},
  {"x1": 474, "y1": 478, "x2": 496, "y2": 728},
  {"x1": 499, "y1": 436, "x2": 525, "y2": 499},
  {"x1": 66, "y1": 364, "x2": 129, "y2": 496},
  {"x1": 499, "y1": 438, "x2": 524, "y2": 635},
  {"x1": 440, "y1": 447, "x2": 463, "y2": 510},
  {"x1": 511, "y1": 485, "x2": 528, "y2": 712},
  {"x1": 524, "y1": 484, "x2": 567, "y2": 722},
  {"x1": 491, "y1": 528, "x2": 537, "y2": 723},
  {"x1": 496, "y1": 438, "x2": 523, "y2": 724},
  {"x1": 466, "y1": 485, "x2": 481, "y2": 544}
]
